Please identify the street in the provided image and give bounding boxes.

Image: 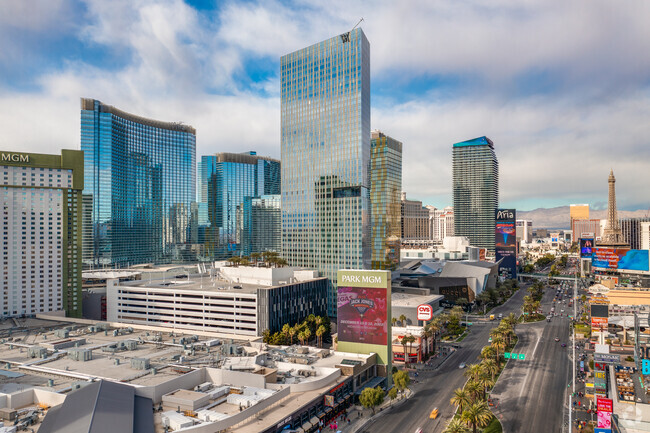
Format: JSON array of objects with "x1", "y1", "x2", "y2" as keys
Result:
[
  {"x1": 359, "y1": 286, "x2": 529, "y2": 433},
  {"x1": 489, "y1": 286, "x2": 571, "y2": 433}
]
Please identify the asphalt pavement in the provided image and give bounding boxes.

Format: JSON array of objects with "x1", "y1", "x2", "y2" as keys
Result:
[
  {"x1": 490, "y1": 284, "x2": 572, "y2": 433},
  {"x1": 358, "y1": 286, "x2": 529, "y2": 433}
]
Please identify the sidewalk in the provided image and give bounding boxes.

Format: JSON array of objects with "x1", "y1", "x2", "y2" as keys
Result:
[{"x1": 330, "y1": 388, "x2": 415, "y2": 433}]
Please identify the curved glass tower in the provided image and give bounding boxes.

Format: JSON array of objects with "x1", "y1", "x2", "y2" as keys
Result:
[
  {"x1": 81, "y1": 98, "x2": 196, "y2": 267},
  {"x1": 452, "y1": 136, "x2": 498, "y2": 252},
  {"x1": 281, "y1": 29, "x2": 371, "y2": 316}
]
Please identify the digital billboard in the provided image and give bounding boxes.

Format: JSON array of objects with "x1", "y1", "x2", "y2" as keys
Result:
[
  {"x1": 596, "y1": 397, "x2": 613, "y2": 433},
  {"x1": 580, "y1": 238, "x2": 594, "y2": 258},
  {"x1": 592, "y1": 248, "x2": 650, "y2": 271},
  {"x1": 496, "y1": 209, "x2": 517, "y2": 279},
  {"x1": 337, "y1": 286, "x2": 388, "y2": 345},
  {"x1": 337, "y1": 270, "x2": 392, "y2": 376},
  {"x1": 591, "y1": 304, "x2": 609, "y2": 318}
]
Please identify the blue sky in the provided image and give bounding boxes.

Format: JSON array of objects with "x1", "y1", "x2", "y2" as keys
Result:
[{"x1": 1, "y1": 0, "x2": 650, "y2": 211}]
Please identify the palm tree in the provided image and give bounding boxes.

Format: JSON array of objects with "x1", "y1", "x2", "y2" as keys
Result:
[
  {"x1": 461, "y1": 401, "x2": 493, "y2": 433},
  {"x1": 491, "y1": 335, "x2": 506, "y2": 366},
  {"x1": 465, "y1": 381, "x2": 482, "y2": 403},
  {"x1": 443, "y1": 418, "x2": 470, "y2": 433},
  {"x1": 316, "y1": 325, "x2": 326, "y2": 348},
  {"x1": 288, "y1": 326, "x2": 297, "y2": 345},
  {"x1": 297, "y1": 331, "x2": 306, "y2": 346},
  {"x1": 303, "y1": 328, "x2": 312, "y2": 346},
  {"x1": 450, "y1": 387, "x2": 472, "y2": 415},
  {"x1": 391, "y1": 317, "x2": 398, "y2": 327},
  {"x1": 399, "y1": 314, "x2": 407, "y2": 327},
  {"x1": 476, "y1": 373, "x2": 496, "y2": 400},
  {"x1": 250, "y1": 252, "x2": 261, "y2": 265},
  {"x1": 481, "y1": 359, "x2": 499, "y2": 381},
  {"x1": 480, "y1": 345, "x2": 495, "y2": 361},
  {"x1": 464, "y1": 364, "x2": 483, "y2": 382}
]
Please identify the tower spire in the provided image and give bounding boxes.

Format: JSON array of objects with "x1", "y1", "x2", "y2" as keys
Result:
[{"x1": 600, "y1": 169, "x2": 628, "y2": 247}]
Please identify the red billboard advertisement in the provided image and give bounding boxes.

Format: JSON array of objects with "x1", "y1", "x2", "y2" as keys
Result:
[
  {"x1": 596, "y1": 397, "x2": 613, "y2": 432},
  {"x1": 591, "y1": 317, "x2": 608, "y2": 329},
  {"x1": 337, "y1": 286, "x2": 388, "y2": 345}
]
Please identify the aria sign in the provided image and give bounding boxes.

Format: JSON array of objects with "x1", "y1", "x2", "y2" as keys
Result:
[
  {"x1": 1, "y1": 153, "x2": 29, "y2": 163},
  {"x1": 417, "y1": 304, "x2": 433, "y2": 321}
]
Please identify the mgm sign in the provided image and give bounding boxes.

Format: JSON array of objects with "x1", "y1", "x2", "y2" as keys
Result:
[{"x1": 1, "y1": 153, "x2": 30, "y2": 163}]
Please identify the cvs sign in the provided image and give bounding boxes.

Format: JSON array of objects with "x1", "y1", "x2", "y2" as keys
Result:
[{"x1": 417, "y1": 304, "x2": 433, "y2": 321}]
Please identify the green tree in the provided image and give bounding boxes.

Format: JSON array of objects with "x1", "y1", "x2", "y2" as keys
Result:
[
  {"x1": 391, "y1": 317, "x2": 398, "y2": 327},
  {"x1": 388, "y1": 387, "x2": 398, "y2": 405},
  {"x1": 443, "y1": 418, "x2": 470, "y2": 433},
  {"x1": 481, "y1": 358, "x2": 499, "y2": 381},
  {"x1": 450, "y1": 387, "x2": 472, "y2": 414},
  {"x1": 461, "y1": 401, "x2": 493, "y2": 433},
  {"x1": 359, "y1": 386, "x2": 385, "y2": 415},
  {"x1": 316, "y1": 325, "x2": 326, "y2": 348},
  {"x1": 464, "y1": 364, "x2": 483, "y2": 382},
  {"x1": 399, "y1": 314, "x2": 407, "y2": 326},
  {"x1": 401, "y1": 335, "x2": 416, "y2": 366},
  {"x1": 392, "y1": 370, "x2": 411, "y2": 395},
  {"x1": 288, "y1": 325, "x2": 297, "y2": 345}
]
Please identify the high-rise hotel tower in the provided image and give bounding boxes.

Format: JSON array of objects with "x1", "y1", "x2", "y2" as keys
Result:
[
  {"x1": 281, "y1": 29, "x2": 371, "y2": 316},
  {"x1": 81, "y1": 98, "x2": 196, "y2": 267},
  {"x1": 452, "y1": 136, "x2": 499, "y2": 252}
]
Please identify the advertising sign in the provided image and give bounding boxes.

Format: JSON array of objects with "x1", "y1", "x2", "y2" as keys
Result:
[
  {"x1": 591, "y1": 304, "x2": 609, "y2": 318},
  {"x1": 591, "y1": 317, "x2": 608, "y2": 330},
  {"x1": 479, "y1": 248, "x2": 486, "y2": 261},
  {"x1": 592, "y1": 248, "x2": 650, "y2": 271},
  {"x1": 338, "y1": 286, "x2": 388, "y2": 345},
  {"x1": 337, "y1": 270, "x2": 392, "y2": 373},
  {"x1": 594, "y1": 353, "x2": 620, "y2": 363},
  {"x1": 580, "y1": 238, "x2": 594, "y2": 258},
  {"x1": 495, "y1": 209, "x2": 517, "y2": 279},
  {"x1": 417, "y1": 304, "x2": 433, "y2": 321},
  {"x1": 596, "y1": 397, "x2": 613, "y2": 433}
]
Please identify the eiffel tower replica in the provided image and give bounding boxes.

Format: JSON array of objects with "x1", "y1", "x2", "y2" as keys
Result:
[{"x1": 598, "y1": 169, "x2": 629, "y2": 247}]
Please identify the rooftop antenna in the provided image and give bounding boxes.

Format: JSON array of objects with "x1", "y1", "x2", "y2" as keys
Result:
[{"x1": 352, "y1": 17, "x2": 364, "y2": 31}]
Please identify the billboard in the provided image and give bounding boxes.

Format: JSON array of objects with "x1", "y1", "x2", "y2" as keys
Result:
[
  {"x1": 496, "y1": 209, "x2": 517, "y2": 279},
  {"x1": 592, "y1": 248, "x2": 650, "y2": 271},
  {"x1": 591, "y1": 304, "x2": 609, "y2": 318},
  {"x1": 338, "y1": 286, "x2": 388, "y2": 345},
  {"x1": 596, "y1": 397, "x2": 613, "y2": 433},
  {"x1": 337, "y1": 270, "x2": 392, "y2": 372},
  {"x1": 580, "y1": 238, "x2": 594, "y2": 258}
]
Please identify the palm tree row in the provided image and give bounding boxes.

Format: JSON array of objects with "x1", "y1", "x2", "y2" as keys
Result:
[{"x1": 444, "y1": 314, "x2": 519, "y2": 433}]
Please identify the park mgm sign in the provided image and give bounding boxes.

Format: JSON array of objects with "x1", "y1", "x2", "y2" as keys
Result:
[{"x1": 337, "y1": 269, "x2": 392, "y2": 385}]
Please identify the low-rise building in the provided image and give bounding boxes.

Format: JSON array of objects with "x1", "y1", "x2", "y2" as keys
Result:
[{"x1": 107, "y1": 266, "x2": 327, "y2": 336}]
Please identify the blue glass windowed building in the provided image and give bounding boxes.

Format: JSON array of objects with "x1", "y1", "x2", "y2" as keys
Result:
[
  {"x1": 80, "y1": 98, "x2": 196, "y2": 267},
  {"x1": 281, "y1": 29, "x2": 371, "y2": 316},
  {"x1": 198, "y1": 152, "x2": 280, "y2": 259}
]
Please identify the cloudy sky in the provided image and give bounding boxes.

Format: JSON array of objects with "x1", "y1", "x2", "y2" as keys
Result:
[{"x1": 1, "y1": 0, "x2": 649, "y2": 211}]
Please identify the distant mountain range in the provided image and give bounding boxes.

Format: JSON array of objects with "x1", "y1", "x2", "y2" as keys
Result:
[{"x1": 517, "y1": 206, "x2": 650, "y2": 229}]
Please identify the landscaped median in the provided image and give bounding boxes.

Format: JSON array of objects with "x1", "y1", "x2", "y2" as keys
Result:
[{"x1": 442, "y1": 313, "x2": 519, "y2": 433}]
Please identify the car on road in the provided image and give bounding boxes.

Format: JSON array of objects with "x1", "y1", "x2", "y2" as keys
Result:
[
  {"x1": 459, "y1": 362, "x2": 467, "y2": 369},
  {"x1": 415, "y1": 429, "x2": 423, "y2": 433},
  {"x1": 555, "y1": 337, "x2": 560, "y2": 342},
  {"x1": 562, "y1": 343, "x2": 567, "y2": 347},
  {"x1": 429, "y1": 408, "x2": 439, "y2": 419},
  {"x1": 498, "y1": 313, "x2": 503, "y2": 319}
]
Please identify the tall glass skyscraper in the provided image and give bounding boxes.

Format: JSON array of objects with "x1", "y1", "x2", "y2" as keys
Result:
[
  {"x1": 80, "y1": 98, "x2": 196, "y2": 267},
  {"x1": 370, "y1": 131, "x2": 402, "y2": 270},
  {"x1": 281, "y1": 28, "x2": 371, "y2": 316},
  {"x1": 198, "y1": 152, "x2": 280, "y2": 259},
  {"x1": 452, "y1": 136, "x2": 499, "y2": 251}
]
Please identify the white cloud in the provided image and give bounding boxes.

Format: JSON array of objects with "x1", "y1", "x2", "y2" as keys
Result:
[{"x1": 0, "y1": 0, "x2": 649, "y2": 212}]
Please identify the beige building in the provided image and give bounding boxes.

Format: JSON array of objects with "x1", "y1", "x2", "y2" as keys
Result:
[{"x1": 401, "y1": 193, "x2": 430, "y2": 245}]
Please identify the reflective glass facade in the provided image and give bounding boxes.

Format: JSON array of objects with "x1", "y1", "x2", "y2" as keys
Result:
[
  {"x1": 199, "y1": 152, "x2": 280, "y2": 259},
  {"x1": 281, "y1": 29, "x2": 371, "y2": 316},
  {"x1": 237, "y1": 195, "x2": 281, "y2": 257},
  {"x1": 370, "y1": 131, "x2": 402, "y2": 270},
  {"x1": 80, "y1": 98, "x2": 196, "y2": 267},
  {"x1": 452, "y1": 136, "x2": 499, "y2": 251}
]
